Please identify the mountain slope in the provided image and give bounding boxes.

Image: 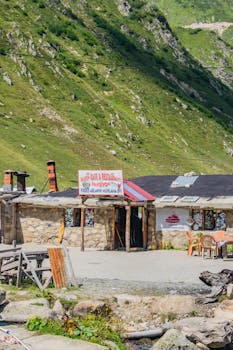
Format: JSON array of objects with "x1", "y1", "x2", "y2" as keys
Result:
[{"x1": 0, "y1": 0, "x2": 233, "y2": 189}]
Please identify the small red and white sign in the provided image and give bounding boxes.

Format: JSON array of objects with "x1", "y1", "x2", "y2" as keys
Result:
[
  {"x1": 78, "y1": 170, "x2": 124, "y2": 196},
  {"x1": 156, "y1": 208, "x2": 189, "y2": 230}
]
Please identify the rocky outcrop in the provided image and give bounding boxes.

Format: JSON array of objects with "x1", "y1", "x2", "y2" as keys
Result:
[
  {"x1": 153, "y1": 329, "x2": 199, "y2": 350},
  {"x1": 214, "y1": 299, "x2": 233, "y2": 321},
  {"x1": 174, "y1": 317, "x2": 233, "y2": 348},
  {"x1": 0, "y1": 298, "x2": 53, "y2": 323}
]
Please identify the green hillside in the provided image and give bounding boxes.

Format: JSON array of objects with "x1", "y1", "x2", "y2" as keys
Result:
[
  {"x1": 154, "y1": 0, "x2": 233, "y2": 27},
  {"x1": 0, "y1": 0, "x2": 233, "y2": 189}
]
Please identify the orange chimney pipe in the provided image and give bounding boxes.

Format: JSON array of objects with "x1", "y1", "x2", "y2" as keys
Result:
[
  {"x1": 3, "y1": 170, "x2": 14, "y2": 192},
  {"x1": 47, "y1": 160, "x2": 58, "y2": 192}
]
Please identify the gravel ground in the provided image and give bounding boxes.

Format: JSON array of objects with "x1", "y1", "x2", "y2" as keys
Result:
[{"x1": 1, "y1": 243, "x2": 232, "y2": 296}]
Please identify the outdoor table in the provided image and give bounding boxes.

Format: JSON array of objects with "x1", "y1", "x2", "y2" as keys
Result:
[{"x1": 213, "y1": 236, "x2": 233, "y2": 259}]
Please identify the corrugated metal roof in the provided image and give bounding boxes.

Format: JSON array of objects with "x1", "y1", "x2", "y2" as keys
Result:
[{"x1": 123, "y1": 180, "x2": 155, "y2": 201}]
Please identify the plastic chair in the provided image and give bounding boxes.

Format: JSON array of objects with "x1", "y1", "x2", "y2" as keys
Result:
[
  {"x1": 186, "y1": 232, "x2": 201, "y2": 256},
  {"x1": 200, "y1": 235, "x2": 218, "y2": 259}
]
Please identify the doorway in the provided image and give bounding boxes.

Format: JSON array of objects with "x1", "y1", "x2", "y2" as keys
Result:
[{"x1": 115, "y1": 207, "x2": 143, "y2": 249}]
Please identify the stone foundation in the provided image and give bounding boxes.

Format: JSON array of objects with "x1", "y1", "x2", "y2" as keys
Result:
[
  {"x1": 159, "y1": 229, "x2": 233, "y2": 250},
  {"x1": 16, "y1": 206, "x2": 113, "y2": 250}
]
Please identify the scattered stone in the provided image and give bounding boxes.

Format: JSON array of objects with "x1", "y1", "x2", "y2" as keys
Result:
[
  {"x1": 227, "y1": 283, "x2": 233, "y2": 299},
  {"x1": 214, "y1": 300, "x2": 233, "y2": 321},
  {"x1": 0, "y1": 289, "x2": 6, "y2": 305},
  {"x1": 72, "y1": 300, "x2": 110, "y2": 317},
  {"x1": 52, "y1": 300, "x2": 65, "y2": 320},
  {"x1": 117, "y1": 0, "x2": 131, "y2": 16},
  {"x1": 103, "y1": 340, "x2": 120, "y2": 350},
  {"x1": 110, "y1": 150, "x2": 117, "y2": 156},
  {"x1": 21, "y1": 144, "x2": 26, "y2": 149},
  {"x1": 174, "y1": 317, "x2": 233, "y2": 348},
  {"x1": 152, "y1": 329, "x2": 199, "y2": 350},
  {"x1": 2, "y1": 72, "x2": 13, "y2": 85},
  {"x1": 196, "y1": 342, "x2": 209, "y2": 350},
  {"x1": 116, "y1": 294, "x2": 141, "y2": 306},
  {"x1": 0, "y1": 298, "x2": 53, "y2": 323}
]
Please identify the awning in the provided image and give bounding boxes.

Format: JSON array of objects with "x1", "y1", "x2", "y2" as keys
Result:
[{"x1": 123, "y1": 180, "x2": 155, "y2": 201}]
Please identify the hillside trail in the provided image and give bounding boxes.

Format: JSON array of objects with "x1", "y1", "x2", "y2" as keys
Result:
[{"x1": 183, "y1": 22, "x2": 233, "y2": 36}]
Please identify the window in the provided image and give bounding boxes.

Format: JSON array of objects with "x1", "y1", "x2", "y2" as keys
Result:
[
  {"x1": 192, "y1": 210, "x2": 226, "y2": 231},
  {"x1": 192, "y1": 209, "x2": 203, "y2": 231},
  {"x1": 85, "y1": 208, "x2": 94, "y2": 227},
  {"x1": 65, "y1": 208, "x2": 94, "y2": 227}
]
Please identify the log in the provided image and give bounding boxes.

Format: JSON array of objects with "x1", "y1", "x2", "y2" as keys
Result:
[{"x1": 122, "y1": 324, "x2": 171, "y2": 339}]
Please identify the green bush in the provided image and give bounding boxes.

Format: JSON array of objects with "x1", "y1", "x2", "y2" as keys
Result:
[{"x1": 26, "y1": 315, "x2": 127, "y2": 350}]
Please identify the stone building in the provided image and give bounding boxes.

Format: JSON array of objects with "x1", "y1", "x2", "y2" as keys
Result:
[
  {"x1": 2, "y1": 166, "x2": 233, "y2": 252},
  {"x1": 4, "y1": 184, "x2": 155, "y2": 252},
  {"x1": 131, "y1": 174, "x2": 233, "y2": 249}
]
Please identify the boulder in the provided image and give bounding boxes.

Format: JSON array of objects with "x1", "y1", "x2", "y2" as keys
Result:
[
  {"x1": 214, "y1": 300, "x2": 233, "y2": 321},
  {"x1": 152, "y1": 329, "x2": 199, "y2": 350},
  {"x1": 72, "y1": 300, "x2": 110, "y2": 317},
  {"x1": 0, "y1": 298, "x2": 53, "y2": 323},
  {"x1": 174, "y1": 317, "x2": 233, "y2": 348}
]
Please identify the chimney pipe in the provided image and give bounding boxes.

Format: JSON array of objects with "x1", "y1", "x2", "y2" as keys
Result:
[
  {"x1": 3, "y1": 170, "x2": 14, "y2": 192},
  {"x1": 15, "y1": 171, "x2": 30, "y2": 192},
  {"x1": 47, "y1": 160, "x2": 58, "y2": 192}
]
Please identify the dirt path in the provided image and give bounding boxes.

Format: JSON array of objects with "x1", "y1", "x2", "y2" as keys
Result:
[{"x1": 183, "y1": 22, "x2": 233, "y2": 36}]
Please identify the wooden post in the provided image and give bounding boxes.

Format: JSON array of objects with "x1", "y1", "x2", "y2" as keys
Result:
[
  {"x1": 142, "y1": 206, "x2": 148, "y2": 250},
  {"x1": 81, "y1": 207, "x2": 85, "y2": 252},
  {"x1": 11, "y1": 204, "x2": 17, "y2": 243},
  {"x1": 125, "y1": 206, "x2": 131, "y2": 252},
  {"x1": 111, "y1": 208, "x2": 115, "y2": 250},
  {"x1": 150, "y1": 209, "x2": 156, "y2": 250},
  {"x1": 0, "y1": 203, "x2": 5, "y2": 244}
]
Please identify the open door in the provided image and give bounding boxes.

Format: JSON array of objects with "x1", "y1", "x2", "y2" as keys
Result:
[{"x1": 115, "y1": 207, "x2": 143, "y2": 249}]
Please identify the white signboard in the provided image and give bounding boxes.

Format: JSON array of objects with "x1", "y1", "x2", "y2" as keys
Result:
[
  {"x1": 78, "y1": 170, "x2": 124, "y2": 196},
  {"x1": 156, "y1": 208, "x2": 190, "y2": 231}
]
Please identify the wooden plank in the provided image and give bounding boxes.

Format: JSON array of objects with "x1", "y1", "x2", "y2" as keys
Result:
[
  {"x1": 125, "y1": 206, "x2": 131, "y2": 252},
  {"x1": 62, "y1": 246, "x2": 78, "y2": 287},
  {"x1": 48, "y1": 248, "x2": 68, "y2": 288},
  {"x1": 21, "y1": 252, "x2": 43, "y2": 290},
  {"x1": 58, "y1": 219, "x2": 65, "y2": 244},
  {"x1": 42, "y1": 272, "x2": 53, "y2": 290},
  {"x1": 16, "y1": 252, "x2": 23, "y2": 287},
  {"x1": 80, "y1": 208, "x2": 85, "y2": 252}
]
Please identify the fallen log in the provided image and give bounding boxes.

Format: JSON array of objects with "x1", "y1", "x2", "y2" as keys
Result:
[{"x1": 122, "y1": 323, "x2": 172, "y2": 339}]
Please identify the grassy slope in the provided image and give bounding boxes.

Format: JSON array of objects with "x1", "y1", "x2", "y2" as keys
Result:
[
  {"x1": 0, "y1": 0, "x2": 233, "y2": 189},
  {"x1": 154, "y1": 0, "x2": 233, "y2": 26}
]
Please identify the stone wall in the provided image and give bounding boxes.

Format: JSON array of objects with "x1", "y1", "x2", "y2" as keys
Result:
[
  {"x1": 17, "y1": 206, "x2": 113, "y2": 249},
  {"x1": 158, "y1": 230, "x2": 233, "y2": 251}
]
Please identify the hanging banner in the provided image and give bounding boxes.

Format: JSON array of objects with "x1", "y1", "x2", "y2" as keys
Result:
[{"x1": 78, "y1": 170, "x2": 124, "y2": 196}]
